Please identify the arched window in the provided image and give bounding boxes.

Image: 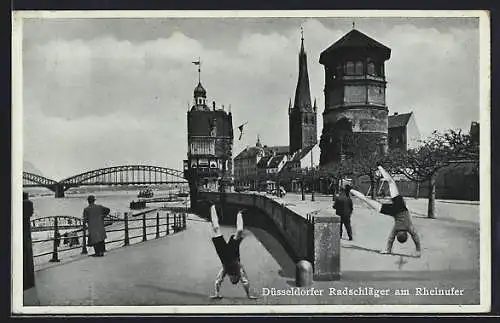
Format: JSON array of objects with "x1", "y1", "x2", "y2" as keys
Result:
[
  {"x1": 345, "y1": 61, "x2": 354, "y2": 75},
  {"x1": 367, "y1": 62, "x2": 376, "y2": 75},
  {"x1": 355, "y1": 61, "x2": 363, "y2": 75}
]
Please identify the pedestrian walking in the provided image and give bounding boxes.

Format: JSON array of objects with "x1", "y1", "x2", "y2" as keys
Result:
[
  {"x1": 83, "y1": 195, "x2": 110, "y2": 257},
  {"x1": 333, "y1": 182, "x2": 354, "y2": 240}
]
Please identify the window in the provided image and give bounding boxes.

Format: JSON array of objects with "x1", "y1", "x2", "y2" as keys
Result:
[
  {"x1": 355, "y1": 61, "x2": 363, "y2": 75},
  {"x1": 334, "y1": 65, "x2": 342, "y2": 79},
  {"x1": 367, "y1": 62, "x2": 376, "y2": 75},
  {"x1": 345, "y1": 61, "x2": 354, "y2": 75}
]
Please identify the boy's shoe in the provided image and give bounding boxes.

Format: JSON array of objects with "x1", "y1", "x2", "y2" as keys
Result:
[{"x1": 210, "y1": 294, "x2": 223, "y2": 299}]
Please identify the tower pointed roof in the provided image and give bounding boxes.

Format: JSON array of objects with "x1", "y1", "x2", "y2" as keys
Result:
[
  {"x1": 319, "y1": 29, "x2": 391, "y2": 64},
  {"x1": 293, "y1": 30, "x2": 312, "y2": 112}
]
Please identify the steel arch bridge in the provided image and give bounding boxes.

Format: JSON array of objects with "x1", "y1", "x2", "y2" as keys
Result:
[
  {"x1": 23, "y1": 165, "x2": 187, "y2": 198},
  {"x1": 23, "y1": 172, "x2": 59, "y2": 188}
]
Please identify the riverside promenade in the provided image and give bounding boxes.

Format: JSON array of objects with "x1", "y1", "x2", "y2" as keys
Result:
[{"x1": 22, "y1": 193, "x2": 480, "y2": 308}]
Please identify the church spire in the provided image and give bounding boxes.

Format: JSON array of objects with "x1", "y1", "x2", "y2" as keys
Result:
[
  {"x1": 300, "y1": 26, "x2": 305, "y2": 53},
  {"x1": 293, "y1": 27, "x2": 312, "y2": 112}
]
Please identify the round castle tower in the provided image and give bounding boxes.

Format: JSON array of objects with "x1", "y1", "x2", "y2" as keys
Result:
[{"x1": 319, "y1": 28, "x2": 391, "y2": 165}]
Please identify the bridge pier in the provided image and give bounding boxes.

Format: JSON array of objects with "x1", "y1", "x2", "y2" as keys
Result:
[{"x1": 54, "y1": 185, "x2": 65, "y2": 198}]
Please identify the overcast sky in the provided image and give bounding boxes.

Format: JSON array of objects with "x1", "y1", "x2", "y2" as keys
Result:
[{"x1": 21, "y1": 15, "x2": 480, "y2": 180}]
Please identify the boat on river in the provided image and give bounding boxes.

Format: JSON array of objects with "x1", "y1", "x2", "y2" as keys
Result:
[{"x1": 138, "y1": 188, "x2": 153, "y2": 198}]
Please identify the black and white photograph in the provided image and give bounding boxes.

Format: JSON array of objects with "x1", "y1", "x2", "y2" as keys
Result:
[{"x1": 12, "y1": 10, "x2": 490, "y2": 314}]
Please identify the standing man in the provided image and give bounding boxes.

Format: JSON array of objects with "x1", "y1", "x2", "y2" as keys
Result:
[
  {"x1": 83, "y1": 195, "x2": 110, "y2": 257},
  {"x1": 333, "y1": 182, "x2": 354, "y2": 241},
  {"x1": 208, "y1": 203, "x2": 257, "y2": 299},
  {"x1": 349, "y1": 166, "x2": 422, "y2": 257},
  {"x1": 23, "y1": 192, "x2": 35, "y2": 290}
]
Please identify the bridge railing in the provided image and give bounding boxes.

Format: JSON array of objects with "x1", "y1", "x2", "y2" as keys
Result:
[{"x1": 31, "y1": 209, "x2": 188, "y2": 265}]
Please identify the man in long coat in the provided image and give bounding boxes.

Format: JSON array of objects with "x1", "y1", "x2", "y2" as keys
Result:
[
  {"x1": 83, "y1": 195, "x2": 110, "y2": 257},
  {"x1": 333, "y1": 183, "x2": 354, "y2": 241},
  {"x1": 23, "y1": 192, "x2": 35, "y2": 290}
]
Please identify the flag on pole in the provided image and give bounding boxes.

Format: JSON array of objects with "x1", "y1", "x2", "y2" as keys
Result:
[
  {"x1": 192, "y1": 58, "x2": 201, "y2": 82},
  {"x1": 237, "y1": 122, "x2": 248, "y2": 140}
]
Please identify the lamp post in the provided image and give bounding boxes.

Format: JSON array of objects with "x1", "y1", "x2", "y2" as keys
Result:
[
  {"x1": 276, "y1": 173, "x2": 280, "y2": 198},
  {"x1": 311, "y1": 147, "x2": 315, "y2": 202},
  {"x1": 301, "y1": 170, "x2": 305, "y2": 201}
]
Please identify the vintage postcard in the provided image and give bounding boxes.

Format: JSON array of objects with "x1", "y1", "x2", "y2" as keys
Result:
[{"x1": 12, "y1": 10, "x2": 491, "y2": 314}]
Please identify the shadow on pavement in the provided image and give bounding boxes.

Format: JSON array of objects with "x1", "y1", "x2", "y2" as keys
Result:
[
  {"x1": 135, "y1": 284, "x2": 252, "y2": 303},
  {"x1": 342, "y1": 244, "x2": 420, "y2": 258},
  {"x1": 342, "y1": 244, "x2": 381, "y2": 254},
  {"x1": 134, "y1": 284, "x2": 210, "y2": 299}
]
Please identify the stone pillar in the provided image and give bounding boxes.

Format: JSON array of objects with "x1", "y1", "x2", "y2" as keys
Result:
[
  {"x1": 296, "y1": 260, "x2": 313, "y2": 287},
  {"x1": 312, "y1": 215, "x2": 341, "y2": 281}
]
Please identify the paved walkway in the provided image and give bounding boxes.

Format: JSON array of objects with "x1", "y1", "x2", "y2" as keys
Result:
[{"x1": 23, "y1": 195, "x2": 480, "y2": 307}]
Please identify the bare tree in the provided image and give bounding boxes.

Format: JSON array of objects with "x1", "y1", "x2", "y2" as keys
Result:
[
  {"x1": 319, "y1": 134, "x2": 391, "y2": 199},
  {"x1": 389, "y1": 129, "x2": 478, "y2": 218}
]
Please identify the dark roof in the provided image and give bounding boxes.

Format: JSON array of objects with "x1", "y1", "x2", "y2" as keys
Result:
[
  {"x1": 263, "y1": 145, "x2": 289, "y2": 155},
  {"x1": 187, "y1": 110, "x2": 233, "y2": 137},
  {"x1": 290, "y1": 145, "x2": 314, "y2": 162},
  {"x1": 257, "y1": 156, "x2": 271, "y2": 168},
  {"x1": 234, "y1": 147, "x2": 261, "y2": 160},
  {"x1": 194, "y1": 82, "x2": 206, "y2": 97},
  {"x1": 470, "y1": 122, "x2": 479, "y2": 144},
  {"x1": 470, "y1": 122, "x2": 479, "y2": 135},
  {"x1": 293, "y1": 38, "x2": 313, "y2": 112},
  {"x1": 320, "y1": 29, "x2": 391, "y2": 64},
  {"x1": 268, "y1": 155, "x2": 285, "y2": 168},
  {"x1": 388, "y1": 112, "x2": 412, "y2": 128}
]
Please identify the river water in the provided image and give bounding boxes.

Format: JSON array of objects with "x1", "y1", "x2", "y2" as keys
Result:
[{"x1": 28, "y1": 188, "x2": 190, "y2": 270}]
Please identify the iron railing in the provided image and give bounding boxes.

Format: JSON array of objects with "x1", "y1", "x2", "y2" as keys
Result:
[{"x1": 31, "y1": 209, "x2": 187, "y2": 263}]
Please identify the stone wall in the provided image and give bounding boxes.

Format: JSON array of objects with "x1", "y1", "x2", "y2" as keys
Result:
[
  {"x1": 323, "y1": 107, "x2": 388, "y2": 134},
  {"x1": 198, "y1": 192, "x2": 314, "y2": 261},
  {"x1": 197, "y1": 192, "x2": 341, "y2": 280}
]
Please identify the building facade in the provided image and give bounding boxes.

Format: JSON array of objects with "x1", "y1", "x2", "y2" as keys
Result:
[
  {"x1": 319, "y1": 28, "x2": 391, "y2": 165},
  {"x1": 233, "y1": 138, "x2": 265, "y2": 190},
  {"x1": 388, "y1": 112, "x2": 421, "y2": 151},
  {"x1": 184, "y1": 81, "x2": 234, "y2": 194}
]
